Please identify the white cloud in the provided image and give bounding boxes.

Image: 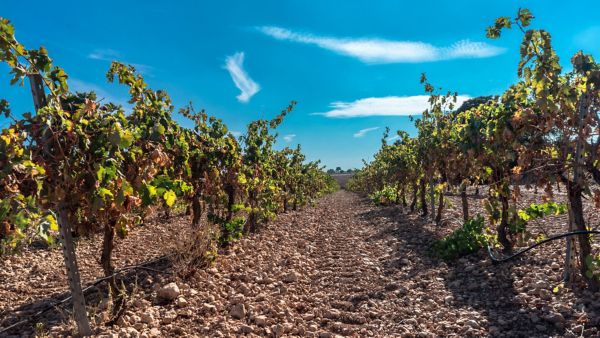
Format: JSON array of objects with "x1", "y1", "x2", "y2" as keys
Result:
[
  {"x1": 224, "y1": 52, "x2": 261, "y2": 103},
  {"x1": 387, "y1": 134, "x2": 401, "y2": 142},
  {"x1": 353, "y1": 127, "x2": 380, "y2": 138},
  {"x1": 87, "y1": 48, "x2": 153, "y2": 75},
  {"x1": 257, "y1": 26, "x2": 504, "y2": 63},
  {"x1": 283, "y1": 134, "x2": 296, "y2": 142},
  {"x1": 231, "y1": 130, "x2": 242, "y2": 137},
  {"x1": 315, "y1": 95, "x2": 471, "y2": 118}
]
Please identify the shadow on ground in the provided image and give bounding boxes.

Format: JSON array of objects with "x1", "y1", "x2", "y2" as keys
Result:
[{"x1": 357, "y1": 203, "x2": 567, "y2": 337}]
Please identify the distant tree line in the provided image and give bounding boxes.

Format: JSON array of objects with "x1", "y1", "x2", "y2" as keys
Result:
[{"x1": 327, "y1": 167, "x2": 357, "y2": 174}]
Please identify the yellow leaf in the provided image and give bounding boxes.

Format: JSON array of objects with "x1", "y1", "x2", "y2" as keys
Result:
[
  {"x1": 45, "y1": 214, "x2": 59, "y2": 231},
  {"x1": 163, "y1": 190, "x2": 176, "y2": 207},
  {"x1": 552, "y1": 283, "x2": 563, "y2": 294}
]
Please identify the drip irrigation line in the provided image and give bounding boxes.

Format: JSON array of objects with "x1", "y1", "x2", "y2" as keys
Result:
[
  {"x1": 0, "y1": 253, "x2": 175, "y2": 335},
  {"x1": 487, "y1": 230, "x2": 600, "y2": 264}
]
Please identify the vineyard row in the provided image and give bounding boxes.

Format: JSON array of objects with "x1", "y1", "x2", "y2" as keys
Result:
[
  {"x1": 0, "y1": 18, "x2": 337, "y2": 334},
  {"x1": 348, "y1": 9, "x2": 600, "y2": 291}
]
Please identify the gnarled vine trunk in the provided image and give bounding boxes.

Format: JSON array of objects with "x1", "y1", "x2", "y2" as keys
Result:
[
  {"x1": 497, "y1": 194, "x2": 512, "y2": 252},
  {"x1": 567, "y1": 182, "x2": 598, "y2": 290},
  {"x1": 435, "y1": 188, "x2": 444, "y2": 225},
  {"x1": 57, "y1": 204, "x2": 92, "y2": 336},
  {"x1": 191, "y1": 190, "x2": 203, "y2": 227},
  {"x1": 429, "y1": 177, "x2": 435, "y2": 221},
  {"x1": 460, "y1": 183, "x2": 469, "y2": 222},
  {"x1": 419, "y1": 178, "x2": 427, "y2": 216},
  {"x1": 101, "y1": 219, "x2": 130, "y2": 324},
  {"x1": 410, "y1": 182, "x2": 417, "y2": 212},
  {"x1": 219, "y1": 184, "x2": 237, "y2": 247},
  {"x1": 247, "y1": 190, "x2": 258, "y2": 233},
  {"x1": 226, "y1": 185, "x2": 235, "y2": 222},
  {"x1": 564, "y1": 90, "x2": 598, "y2": 290},
  {"x1": 100, "y1": 220, "x2": 116, "y2": 278},
  {"x1": 564, "y1": 185, "x2": 576, "y2": 283}
]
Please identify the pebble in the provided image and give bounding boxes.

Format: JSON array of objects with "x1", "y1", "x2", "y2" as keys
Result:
[
  {"x1": 283, "y1": 272, "x2": 300, "y2": 283},
  {"x1": 176, "y1": 297, "x2": 188, "y2": 308},
  {"x1": 239, "y1": 325, "x2": 253, "y2": 334},
  {"x1": 141, "y1": 312, "x2": 155, "y2": 325},
  {"x1": 157, "y1": 283, "x2": 180, "y2": 301},
  {"x1": 230, "y1": 303, "x2": 246, "y2": 319},
  {"x1": 254, "y1": 315, "x2": 268, "y2": 327}
]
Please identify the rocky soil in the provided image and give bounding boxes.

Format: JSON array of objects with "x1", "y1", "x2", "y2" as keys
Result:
[{"x1": 2, "y1": 189, "x2": 600, "y2": 337}]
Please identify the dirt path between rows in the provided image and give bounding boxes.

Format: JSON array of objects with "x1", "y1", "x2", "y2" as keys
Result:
[{"x1": 2, "y1": 190, "x2": 599, "y2": 337}]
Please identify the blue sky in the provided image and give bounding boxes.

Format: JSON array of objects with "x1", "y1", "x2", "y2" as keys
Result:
[{"x1": 2, "y1": 0, "x2": 600, "y2": 169}]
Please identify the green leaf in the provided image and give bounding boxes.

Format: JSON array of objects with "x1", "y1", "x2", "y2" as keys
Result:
[
  {"x1": 585, "y1": 255, "x2": 594, "y2": 269},
  {"x1": 147, "y1": 184, "x2": 157, "y2": 197},
  {"x1": 97, "y1": 187, "x2": 114, "y2": 199},
  {"x1": 119, "y1": 130, "x2": 134, "y2": 148},
  {"x1": 96, "y1": 166, "x2": 105, "y2": 181}
]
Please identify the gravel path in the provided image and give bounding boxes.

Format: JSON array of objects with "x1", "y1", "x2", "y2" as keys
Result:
[
  {"x1": 2, "y1": 190, "x2": 600, "y2": 337},
  {"x1": 180, "y1": 190, "x2": 406, "y2": 337}
]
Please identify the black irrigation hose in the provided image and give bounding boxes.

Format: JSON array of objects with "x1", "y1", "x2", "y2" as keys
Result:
[
  {"x1": 0, "y1": 253, "x2": 175, "y2": 335},
  {"x1": 487, "y1": 230, "x2": 600, "y2": 264}
]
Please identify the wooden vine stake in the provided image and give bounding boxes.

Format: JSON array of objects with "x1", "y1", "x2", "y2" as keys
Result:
[{"x1": 28, "y1": 74, "x2": 92, "y2": 336}]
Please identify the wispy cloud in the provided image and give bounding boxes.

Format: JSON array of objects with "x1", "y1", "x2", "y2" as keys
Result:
[
  {"x1": 231, "y1": 130, "x2": 242, "y2": 137},
  {"x1": 88, "y1": 48, "x2": 120, "y2": 60},
  {"x1": 353, "y1": 127, "x2": 380, "y2": 138},
  {"x1": 283, "y1": 134, "x2": 296, "y2": 142},
  {"x1": 315, "y1": 95, "x2": 471, "y2": 118},
  {"x1": 387, "y1": 134, "x2": 401, "y2": 142},
  {"x1": 87, "y1": 48, "x2": 154, "y2": 74},
  {"x1": 257, "y1": 26, "x2": 504, "y2": 63},
  {"x1": 224, "y1": 52, "x2": 261, "y2": 103}
]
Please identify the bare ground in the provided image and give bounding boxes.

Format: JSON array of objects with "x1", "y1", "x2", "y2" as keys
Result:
[{"x1": 2, "y1": 189, "x2": 600, "y2": 337}]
